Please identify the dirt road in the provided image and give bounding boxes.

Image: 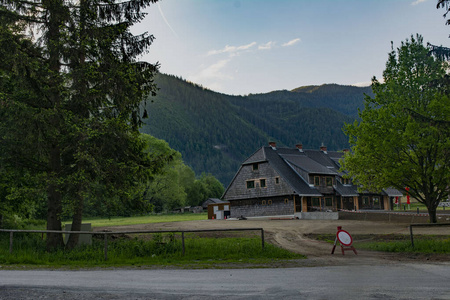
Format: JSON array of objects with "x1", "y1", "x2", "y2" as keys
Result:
[{"x1": 95, "y1": 218, "x2": 450, "y2": 266}]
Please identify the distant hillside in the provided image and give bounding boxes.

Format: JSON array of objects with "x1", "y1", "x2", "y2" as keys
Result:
[{"x1": 141, "y1": 73, "x2": 371, "y2": 186}]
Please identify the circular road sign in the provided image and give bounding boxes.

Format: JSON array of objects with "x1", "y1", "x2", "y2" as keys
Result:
[{"x1": 337, "y1": 230, "x2": 353, "y2": 246}]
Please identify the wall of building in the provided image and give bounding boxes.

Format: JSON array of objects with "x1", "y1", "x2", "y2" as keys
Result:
[
  {"x1": 230, "y1": 196, "x2": 294, "y2": 218},
  {"x1": 223, "y1": 161, "x2": 294, "y2": 201}
]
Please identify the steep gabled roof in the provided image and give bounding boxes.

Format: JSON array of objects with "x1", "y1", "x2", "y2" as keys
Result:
[
  {"x1": 242, "y1": 147, "x2": 267, "y2": 165},
  {"x1": 263, "y1": 147, "x2": 322, "y2": 196},
  {"x1": 280, "y1": 154, "x2": 338, "y2": 175},
  {"x1": 303, "y1": 149, "x2": 342, "y2": 170}
]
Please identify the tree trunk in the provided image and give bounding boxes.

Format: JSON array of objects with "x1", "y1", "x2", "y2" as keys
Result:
[
  {"x1": 44, "y1": 0, "x2": 65, "y2": 251},
  {"x1": 46, "y1": 164, "x2": 64, "y2": 251},
  {"x1": 65, "y1": 194, "x2": 84, "y2": 250},
  {"x1": 427, "y1": 205, "x2": 438, "y2": 223}
]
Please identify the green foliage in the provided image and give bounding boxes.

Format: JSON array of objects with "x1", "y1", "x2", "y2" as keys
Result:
[
  {"x1": 343, "y1": 35, "x2": 450, "y2": 223},
  {"x1": 186, "y1": 173, "x2": 224, "y2": 207},
  {"x1": 0, "y1": 0, "x2": 161, "y2": 248},
  {"x1": 142, "y1": 74, "x2": 369, "y2": 186}
]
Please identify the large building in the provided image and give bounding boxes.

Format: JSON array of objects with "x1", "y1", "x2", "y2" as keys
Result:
[{"x1": 222, "y1": 142, "x2": 402, "y2": 218}]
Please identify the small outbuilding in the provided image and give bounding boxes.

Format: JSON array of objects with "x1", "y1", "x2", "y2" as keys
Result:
[{"x1": 206, "y1": 199, "x2": 230, "y2": 220}]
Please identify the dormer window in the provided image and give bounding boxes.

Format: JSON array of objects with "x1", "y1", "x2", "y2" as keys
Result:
[
  {"x1": 314, "y1": 176, "x2": 320, "y2": 186},
  {"x1": 326, "y1": 177, "x2": 333, "y2": 186}
]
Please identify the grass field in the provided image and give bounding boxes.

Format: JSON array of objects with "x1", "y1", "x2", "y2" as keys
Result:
[
  {"x1": 309, "y1": 233, "x2": 450, "y2": 254},
  {"x1": 393, "y1": 199, "x2": 450, "y2": 212},
  {"x1": 65, "y1": 213, "x2": 208, "y2": 228},
  {"x1": 0, "y1": 231, "x2": 305, "y2": 267}
]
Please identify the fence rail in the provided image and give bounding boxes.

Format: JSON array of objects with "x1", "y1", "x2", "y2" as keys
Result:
[
  {"x1": 409, "y1": 223, "x2": 450, "y2": 248},
  {"x1": 0, "y1": 228, "x2": 265, "y2": 260}
]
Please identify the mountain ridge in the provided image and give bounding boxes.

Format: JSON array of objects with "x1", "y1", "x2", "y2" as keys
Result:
[{"x1": 141, "y1": 73, "x2": 371, "y2": 186}]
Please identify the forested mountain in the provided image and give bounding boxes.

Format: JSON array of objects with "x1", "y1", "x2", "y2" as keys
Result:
[{"x1": 141, "y1": 73, "x2": 372, "y2": 186}]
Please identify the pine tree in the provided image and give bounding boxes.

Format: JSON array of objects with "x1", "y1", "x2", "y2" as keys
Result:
[{"x1": 0, "y1": 0, "x2": 160, "y2": 249}]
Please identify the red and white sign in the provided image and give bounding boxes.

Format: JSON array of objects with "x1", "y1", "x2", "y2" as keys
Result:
[
  {"x1": 337, "y1": 229, "x2": 353, "y2": 246},
  {"x1": 331, "y1": 226, "x2": 357, "y2": 255}
]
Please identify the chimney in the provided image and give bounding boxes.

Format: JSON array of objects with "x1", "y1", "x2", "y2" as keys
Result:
[
  {"x1": 268, "y1": 142, "x2": 277, "y2": 150},
  {"x1": 320, "y1": 144, "x2": 327, "y2": 152},
  {"x1": 295, "y1": 143, "x2": 303, "y2": 152}
]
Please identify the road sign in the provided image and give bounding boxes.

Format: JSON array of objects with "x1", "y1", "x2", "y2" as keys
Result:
[{"x1": 331, "y1": 226, "x2": 357, "y2": 255}]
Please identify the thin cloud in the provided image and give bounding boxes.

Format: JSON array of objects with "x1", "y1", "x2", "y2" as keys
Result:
[
  {"x1": 258, "y1": 41, "x2": 275, "y2": 50},
  {"x1": 158, "y1": 3, "x2": 179, "y2": 38},
  {"x1": 411, "y1": 0, "x2": 428, "y2": 5},
  {"x1": 282, "y1": 38, "x2": 301, "y2": 47},
  {"x1": 189, "y1": 59, "x2": 233, "y2": 82},
  {"x1": 207, "y1": 42, "x2": 257, "y2": 56}
]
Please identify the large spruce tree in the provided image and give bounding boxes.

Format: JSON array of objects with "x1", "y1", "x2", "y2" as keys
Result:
[{"x1": 0, "y1": 0, "x2": 159, "y2": 249}]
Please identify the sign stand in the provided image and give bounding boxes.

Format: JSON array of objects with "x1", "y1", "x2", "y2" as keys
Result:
[{"x1": 331, "y1": 226, "x2": 357, "y2": 255}]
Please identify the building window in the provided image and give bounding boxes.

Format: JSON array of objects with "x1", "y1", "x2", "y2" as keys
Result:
[
  {"x1": 326, "y1": 177, "x2": 333, "y2": 186},
  {"x1": 246, "y1": 180, "x2": 255, "y2": 189},
  {"x1": 260, "y1": 179, "x2": 266, "y2": 188},
  {"x1": 268, "y1": 200, "x2": 272, "y2": 205},
  {"x1": 314, "y1": 176, "x2": 320, "y2": 186},
  {"x1": 252, "y1": 163, "x2": 258, "y2": 171},
  {"x1": 363, "y1": 197, "x2": 369, "y2": 205},
  {"x1": 275, "y1": 177, "x2": 280, "y2": 184},
  {"x1": 261, "y1": 200, "x2": 266, "y2": 205},
  {"x1": 373, "y1": 197, "x2": 379, "y2": 205},
  {"x1": 284, "y1": 198, "x2": 289, "y2": 204},
  {"x1": 325, "y1": 197, "x2": 332, "y2": 206},
  {"x1": 312, "y1": 197, "x2": 320, "y2": 206}
]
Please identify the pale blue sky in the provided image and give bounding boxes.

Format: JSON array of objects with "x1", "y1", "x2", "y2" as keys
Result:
[{"x1": 134, "y1": 0, "x2": 449, "y2": 95}]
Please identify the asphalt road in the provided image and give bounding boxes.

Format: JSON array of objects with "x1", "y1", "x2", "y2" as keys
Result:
[{"x1": 1, "y1": 263, "x2": 449, "y2": 299}]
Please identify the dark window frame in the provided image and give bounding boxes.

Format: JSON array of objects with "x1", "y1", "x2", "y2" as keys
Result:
[
  {"x1": 326, "y1": 177, "x2": 333, "y2": 187},
  {"x1": 260, "y1": 179, "x2": 266, "y2": 188},
  {"x1": 314, "y1": 176, "x2": 320, "y2": 186},
  {"x1": 246, "y1": 180, "x2": 255, "y2": 189}
]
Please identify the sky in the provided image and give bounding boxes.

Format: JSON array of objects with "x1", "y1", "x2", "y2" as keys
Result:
[{"x1": 133, "y1": 0, "x2": 449, "y2": 96}]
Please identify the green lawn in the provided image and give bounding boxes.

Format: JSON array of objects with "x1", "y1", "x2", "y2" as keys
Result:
[
  {"x1": 392, "y1": 200, "x2": 449, "y2": 212},
  {"x1": 67, "y1": 213, "x2": 208, "y2": 228},
  {"x1": 310, "y1": 233, "x2": 450, "y2": 254},
  {"x1": 0, "y1": 232, "x2": 305, "y2": 268}
]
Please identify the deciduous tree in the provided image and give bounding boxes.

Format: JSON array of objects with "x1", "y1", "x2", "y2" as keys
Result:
[{"x1": 343, "y1": 35, "x2": 450, "y2": 223}]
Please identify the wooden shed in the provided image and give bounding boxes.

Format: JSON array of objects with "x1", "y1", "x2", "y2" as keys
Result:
[{"x1": 207, "y1": 199, "x2": 230, "y2": 219}]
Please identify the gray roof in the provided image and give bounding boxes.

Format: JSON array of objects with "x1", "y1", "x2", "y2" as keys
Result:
[
  {"x1": 280, "y1": 154, "x2": 338, "y2": 175},
  {"x1": 335, "y1": 181, "x2": 358, "y2": 197},
  {"x1": 264, "y1": 147, "x2": 322, "y2": 196},
  {"x1": 224, "y1": 144, "x2": 398, "y2": 200},
  {"x1": 382, "y1": 188, "x2": 404, "y2": 197}
]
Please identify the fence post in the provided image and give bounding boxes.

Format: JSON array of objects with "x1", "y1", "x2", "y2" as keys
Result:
[
  {"x1": 9, "y1": 232, "x2": 13, "y2": 254},
  {"x1": 409, "y1": 225, "x2": 414, "y2": 248},
  {"x1": 181, "y1": 231, "x2": 185, "y2": 256},
  {"x1": 261, "y1": 229, "x2": 265, "y2": 250},
  {"x1": 104, "y1": 233, "x2": 108, "y2": 261}
]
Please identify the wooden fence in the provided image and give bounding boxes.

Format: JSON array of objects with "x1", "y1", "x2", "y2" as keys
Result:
[
  {"x1": 409, "y1": 223, "x2": 450, "y2": 248},
  {"x1": 0, "y1": 228, "x2": 265, "y2": 260}
]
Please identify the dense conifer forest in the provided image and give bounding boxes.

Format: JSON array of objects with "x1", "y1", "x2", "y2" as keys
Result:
[{"x1": 141, "y1": 73, "x2": 372, "y2": 186}]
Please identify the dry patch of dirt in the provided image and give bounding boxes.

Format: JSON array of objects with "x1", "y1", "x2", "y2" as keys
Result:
[{"x1": 95, "y1": 218, "x2": 450, "y2": 267}]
